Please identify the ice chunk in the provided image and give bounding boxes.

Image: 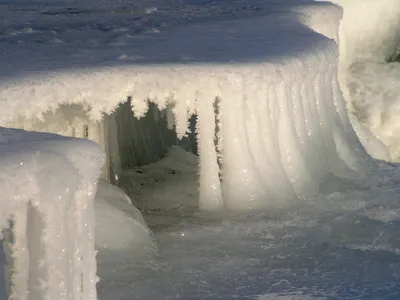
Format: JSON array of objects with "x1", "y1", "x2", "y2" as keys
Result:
[{"x1": 0, "y1": 128, "x2": 103, "y2": 300}]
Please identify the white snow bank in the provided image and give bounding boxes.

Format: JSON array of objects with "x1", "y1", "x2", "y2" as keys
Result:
[
  {"x1": 0, "y1": 128, "x2": 103, "y2": 300},
  {"x1": 95, "y1": 179, "x2": 155, "y2": 252}
]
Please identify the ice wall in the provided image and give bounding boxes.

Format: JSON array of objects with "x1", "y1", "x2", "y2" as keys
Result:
[{"x1": 0, "y1": 128, "x2": 103, "y2": 300}]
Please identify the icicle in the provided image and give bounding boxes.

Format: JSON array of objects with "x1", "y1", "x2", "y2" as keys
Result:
[
  {"x1": 243, "y1": 78, "x2": 294, "y2": 204},
  {"x1": 196, "y1": 93, "x2": 223, "y2": 211},
  {"x1": 172, "y1": 95, "x2": 189, "y2": 139},
  {"x1": 220, "y1": 83, "x2": 266, "y2": 210},
  {"x1": 277, "y1": 79, "x2": 318, "y2": 198},
  {"x1": 130, "y1": 97, "x2": 149, "y2": 119}
]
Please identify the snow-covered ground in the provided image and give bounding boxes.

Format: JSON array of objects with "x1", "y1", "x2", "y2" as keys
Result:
[{"x1": 98, "y1": 147, "x2": 400, "y2": 300}]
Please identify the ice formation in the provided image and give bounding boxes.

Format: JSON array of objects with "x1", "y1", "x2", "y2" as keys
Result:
[
  {"x1": 0, "y1": 128, "x2": 103, "y2": 300},
  {"x1": 0, "y1": 1, "x2": 376, "y2": 211},
  {"x1": 322, "y1": 0, "x2": 400, "y2": 161}
]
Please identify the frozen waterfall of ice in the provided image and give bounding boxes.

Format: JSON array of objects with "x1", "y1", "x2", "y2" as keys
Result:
[{"x1": 0, "y1": 1, "x2": 377, "y2": 211}]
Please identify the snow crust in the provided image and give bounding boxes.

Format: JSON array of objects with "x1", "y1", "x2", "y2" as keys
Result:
[{"x1": 0, "y1": 128, "x2": 103, "y2": 300}]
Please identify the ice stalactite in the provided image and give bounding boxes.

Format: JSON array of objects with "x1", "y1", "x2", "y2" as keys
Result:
[{"x1": 219, "y1": 83, "x2": 272, "y2": 210}]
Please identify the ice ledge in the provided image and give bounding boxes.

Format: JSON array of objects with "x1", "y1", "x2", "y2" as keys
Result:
[
  {"x1": 0, "y1": 2, "x2": 342, "y2": 124},
  {"x1": 0, "y1": 1, "x2": 374, "y2": 211}
]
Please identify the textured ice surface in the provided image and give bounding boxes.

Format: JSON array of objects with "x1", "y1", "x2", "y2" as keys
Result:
[
  {"x1": 323, "y1": 0, "x2": 400, "y2": 161},
  {"x1": 0, "y1": 128, "x2": 103, "y2": 300},
  {"x1": 329, "y1": 0, "x2": 400, "y2": 65}
]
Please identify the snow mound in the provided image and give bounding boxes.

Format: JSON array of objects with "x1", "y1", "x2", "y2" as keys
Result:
[
  {"x1": 119, "y1": 146, "x2": 198, "y2": 211},
  {"x1": 95, "y1": 179, "x2": 155, "y2": 252}
]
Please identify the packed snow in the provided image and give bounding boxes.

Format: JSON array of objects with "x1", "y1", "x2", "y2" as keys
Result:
[{"x1": 0, "y1": 0, "x2": 400, "y2": 300}]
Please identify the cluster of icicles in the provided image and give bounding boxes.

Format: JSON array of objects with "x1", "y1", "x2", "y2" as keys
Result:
[{"x1": 126, "y1": 42, "x2": 372, "y2": 211}]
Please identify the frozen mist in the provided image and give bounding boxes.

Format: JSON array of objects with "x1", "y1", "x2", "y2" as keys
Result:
[{"x1": 0, "y1": 0, "x2": 400, "y2": 300}]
